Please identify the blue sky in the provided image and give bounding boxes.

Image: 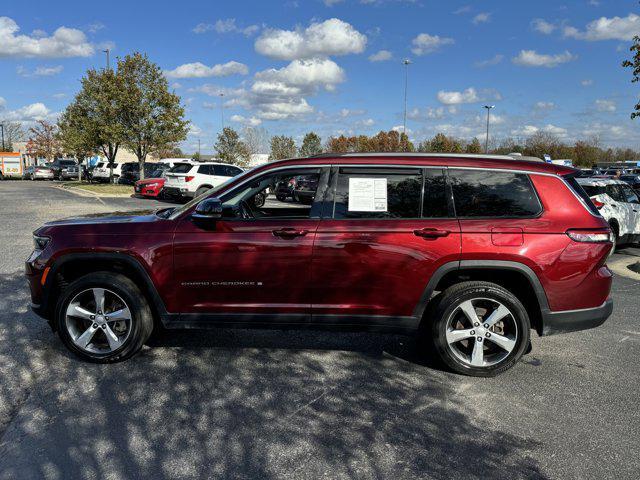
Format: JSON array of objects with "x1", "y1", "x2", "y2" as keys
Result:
[{"x1": 1, "y1": 0, "x2": 639, "y2": 154}]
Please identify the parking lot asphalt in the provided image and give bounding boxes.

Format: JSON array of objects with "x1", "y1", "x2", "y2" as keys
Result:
[{"x1": 0, "y1": 180, "x2": 639, "y2": 480}]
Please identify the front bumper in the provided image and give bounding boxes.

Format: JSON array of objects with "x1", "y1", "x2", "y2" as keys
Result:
[{"x1": 541, "y1": 298, "x2": 613, "y2": 335}]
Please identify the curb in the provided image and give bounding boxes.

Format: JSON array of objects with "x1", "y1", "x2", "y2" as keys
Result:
[
  {"x1": 608, "y1": 256, "x2": 640, "y2": 281},
  {"x1": 54, "y1": 184, "x2": 133, "y2": 198}
]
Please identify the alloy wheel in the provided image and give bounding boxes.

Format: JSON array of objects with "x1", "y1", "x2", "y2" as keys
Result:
[
  {"x1": 64, "y1": 288, "x2": 132, "y2": 355},
  {"x1": 445, "y1": 297, "x2": 518, "y2": 368}
]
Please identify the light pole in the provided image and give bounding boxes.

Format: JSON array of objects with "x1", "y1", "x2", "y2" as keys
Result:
[
  {"x1": 219, "y1": 93, "x2": 225, "y2": 131},
  {"x1": 103, "y1": 48, "x2": 110, "y2": 70},
  {"x1": 483, "y1": 105, "x2": 494, "y2": 153},
  {"x1": 402, "y1": 59, "x2": 411, "y2": 136},
  {"x1": 0, "y1": 123, "x2": 4, "y2": 152}
]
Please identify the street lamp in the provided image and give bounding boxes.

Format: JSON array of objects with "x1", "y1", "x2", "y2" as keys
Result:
[
  {"x1": 0, "y1": 123, "x2": 4, "y2": 152},
  {"x1": 103, "y1": 48, "x2": 110, "y2": 70},
  {"x1": 402, "y1": 59, "x2": 411, "y2": 136},
  {"x1": 483, "y1": 105, "x2": 494, "y2": 153},
  {"x1": 219, "y1": 93, "x2": 225, "y2": 131}
]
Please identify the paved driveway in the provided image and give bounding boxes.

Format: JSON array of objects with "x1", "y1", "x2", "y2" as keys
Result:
[{"x1": 0, "y1": 181, "x2": 638, "y2": 479}]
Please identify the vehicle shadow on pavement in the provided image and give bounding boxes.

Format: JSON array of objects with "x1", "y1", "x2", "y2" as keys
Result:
[{"x1": 0, "y1": 271, "x2": 548, "y2": 480}]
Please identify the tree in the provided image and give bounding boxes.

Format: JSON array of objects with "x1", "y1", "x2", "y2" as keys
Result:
[
  {"x1": 214, "y1": 127, "x2": 248, "y2": 164},
  {"x1": 241, "y1": 126, "x2": 269, "y2": 165},
  {"x1": 465, "y1": 137, "x2": 482, "y2": 154},
  {"x1": 0, "y1": 121, "x2": 24, "y2": 151},
  {"x1": 523, "y1": 131, "x2": 563, "y2": 159},
  {"x1": 118, "y1": 52, "x2": 188, "y2": 179},
  {"x1": 299, "y1": 132, "x2": 323, "y2": 157},
  {"x1": 191, "y1": 151, "x2": 201, "y2": 161},
  {"x1": 427, "y1": 133, "x2": 463, "y2": 153},
  {"x1": 58, "y1": 103, "x2": 96, "y2": 173},
  {"x1": 269, "y1": 135, "x2": 296, "y2": 160},
  {"x1": 622, "y1": 34, "x2": 640, "y2": 119},
  {"x1": 59, "y1": 67, "x2": 127, "y2": 181},
  {"x1": 155, "y1": 145, "x2": 183, "y2": 159},
  {"x1": 573, "y1": 136, "x2": 601, "y2": 167},
  {"x1": 27, "y1": 120, "x2": 61, "y2": 161}
]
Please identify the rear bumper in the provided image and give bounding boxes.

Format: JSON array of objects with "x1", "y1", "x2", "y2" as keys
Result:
[{"x1": 541, "y1": 298, "x2": 613, "y2": 336}]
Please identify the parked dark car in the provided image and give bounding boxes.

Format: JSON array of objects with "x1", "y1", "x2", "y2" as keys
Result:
[
  {"x1": 120, "y1": 163, "x2": 171, "y2": 185},
  {"x1": 26, "y1": 154, "x2": 613, "y2": 377},
  {"x1": 619, "y1": 174, "x2": 640, "y2": 192},
  {"x1": 49, "y1": 159, "x2": 79, "y2": 180}
]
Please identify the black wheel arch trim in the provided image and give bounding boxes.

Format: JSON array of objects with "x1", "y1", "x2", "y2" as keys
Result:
[
  {"x1": 413, "y1": 259, "x2": 552, "y2": 325},
  {"x1": 38, "y1": 252, "x2": 169, "y2": 322}
]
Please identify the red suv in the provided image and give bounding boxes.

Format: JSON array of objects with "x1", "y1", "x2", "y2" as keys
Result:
[{"x1": 25, "y1": 154, "x2": 613, "y2": 376}]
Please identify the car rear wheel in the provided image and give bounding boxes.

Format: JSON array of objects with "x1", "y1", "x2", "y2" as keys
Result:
[
  {"x1": 55, "y1": 272, "x2": 154, "y2": 362},
  {"x1": 428, "y1": 281, "x2": 530, "y2": 377}
]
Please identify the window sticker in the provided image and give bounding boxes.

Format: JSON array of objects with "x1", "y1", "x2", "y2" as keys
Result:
[{"x1": 348, "y1": 177, "x2": 388, "y2": 212}]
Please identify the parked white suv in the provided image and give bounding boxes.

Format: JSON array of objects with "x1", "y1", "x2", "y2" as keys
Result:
[
  {"x1": 92, "y1": 162, "x2": 124, "y2": 183},
  {"x1": 577, "y1": 177, "x2": 640, "y2": 250},
  {"x1": 163, "y1": 162, "x2": 243, "y2": 199}
]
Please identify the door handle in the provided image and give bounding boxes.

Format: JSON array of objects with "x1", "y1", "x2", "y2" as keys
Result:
[
  {"x1": 272, "y1": 228, "x2": 309, "y2": 238},
  {"x1": 413, "y1": 228, "x2": 450, "y2": 238}
]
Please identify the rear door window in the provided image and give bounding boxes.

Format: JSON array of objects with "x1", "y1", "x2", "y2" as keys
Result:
[
  {"x1": 450, "y1": 169, "x2": 542, "y2": 217},
  {"x1": 333, "y1": 168, "x2": 422, "y2": 219}
]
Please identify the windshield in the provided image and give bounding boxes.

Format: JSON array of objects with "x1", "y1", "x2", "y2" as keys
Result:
[{"x1": 168, "y1": 166, "x2": 259, "y2": 220}]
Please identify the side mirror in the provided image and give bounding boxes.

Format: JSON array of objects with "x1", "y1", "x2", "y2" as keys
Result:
[{"x1": 192, "y1": 197, "x2": 223, "y2": 224}]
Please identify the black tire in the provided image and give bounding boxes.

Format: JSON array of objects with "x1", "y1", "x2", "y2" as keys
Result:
[
  {"x1": 427, "y1": 281, "x2": 530, "y2": 377},
  {"x1": 276, "y1": 194, "x2": 287, "y2": 202},
  {"x1": 54, "y1": 272, "x2": 154, "y2": 363}
]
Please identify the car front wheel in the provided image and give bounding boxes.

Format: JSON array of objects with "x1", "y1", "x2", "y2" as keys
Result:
[
  {"x1": 428, "y1": 281, "x2": 530, "y2": 377},
  {"x1": 55, "y1": 272, "x2": 154, "y2": 362}
]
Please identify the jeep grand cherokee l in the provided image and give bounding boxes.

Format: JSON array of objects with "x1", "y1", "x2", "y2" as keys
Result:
[{"x1": 25, "y1": 154, "x2": 613, "y2": 377}]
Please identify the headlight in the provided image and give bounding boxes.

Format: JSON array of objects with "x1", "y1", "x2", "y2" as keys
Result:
[{"x1": 33, "y1": 235, "x2": 50, "y2": 251}]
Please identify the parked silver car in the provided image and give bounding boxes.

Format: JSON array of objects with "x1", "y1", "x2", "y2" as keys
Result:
[{"x1": 23, "y1": 165, "x2": 54, "y2": 181}]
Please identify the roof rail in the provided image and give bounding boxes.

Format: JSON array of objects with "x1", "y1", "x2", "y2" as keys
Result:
[{"x1": 308, "y1": 152, "x2": 542, "y2": 161}]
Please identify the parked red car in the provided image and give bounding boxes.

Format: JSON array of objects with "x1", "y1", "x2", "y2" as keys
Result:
[
  {"x1": 134, "y1": 177, "x2": 166, "y2": 198},
  {"x1": 25, "y1": 153, "x2": 613, "y2": 376}
]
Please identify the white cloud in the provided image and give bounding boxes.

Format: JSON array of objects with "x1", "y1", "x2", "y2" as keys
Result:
[
  {"x1": 17, "y1": 65, "x2": 64, "y2": 77},
  {"x1": 252, "y1": 57, "x2": 345, "y2": 96},
  {"x1": 193, "y1": 19, "x2": 259, "y2": 36},
  {"x1": 531, "y1": 18, "x2": 556, "y2": 34},
  {"x1": 437, "y1": 87, "x2": 479, "y2": 105},
  {"x1": 475, "y1": 54, "x2": 503, "y2": 67},
  {"x1": 0, "y1": 16, "x2": 94, "y2": 58},
  {"x1": 564, "y1": 13, "x2": 640, "y2": 41},
  {"x1": 392, "y1": 125, "x2": 412, "y2": 134},
  {"x1": 512, "y1": 50, "x2": 576, "y2": 68},
  {"x1": 411, "y1": 33, "x2": 454, "y2": 55},
  {"x1": 2, "y1": 102, "x2": 56, "y2": 123},
  {"x1": 368, "y1": 49, "x2": 392, "y2": 62},
  {"x1": 407, "y1": 106, "x2": 447, "y2": 121},
  {"x1": 511, "y1": 124, "x2": 567, "y2": 137},
  {"x1": 339, "y1": 108, "x2": 366, "y2": 117},
  {"x1": 581, "y1": 79, "x2": 594, "y2": 86},
  {"x1": 0, "y1": 97, "x2": 5, "y2": 109},
  {"x1": 359, "y1": 118, "x2": 375, "y2": 126},
  {"x1": 88, "y1": 22, "x2": 105, "y2": 34},
  {"x1": 324, "y1": 0, "x2": 344, "y2": 5},
  {"x1": 534, "y1": 101, "x2": 555, "y2": 111},
  {"x1": 188, "y1": 124, "x2": 203, "y2": 137},
  {"x1": 255, "y1": 18, "x2": 366, "y2": 60},
  {"x1": 472, "y1": 13, "x2": 491, "y2": 25},
  {"x1": 595, "y1": 99, "x2": 616, "y2": 112},
  {"x1": 165, "y1": 61, "x2": 248, "y2": 78},
  {"x1": 230, "y1": 114, "x2": 262, "y2": 126},
  {"x1": 453, "y1": 6, "x2": 472, "y2": 15},
  {"x1": 52, "y1": 93, "x2": 66, "y2": 99}
]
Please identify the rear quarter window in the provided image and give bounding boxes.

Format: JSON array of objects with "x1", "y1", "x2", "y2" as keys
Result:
[{"x1": 450, "y1": 169, "x2": 542, "y2": 218}]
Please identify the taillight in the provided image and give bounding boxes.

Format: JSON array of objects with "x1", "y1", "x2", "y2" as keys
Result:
[
  {"x1": 566, "y1": 229, "x2": 611, "y2": 243},
  {"x1": 592, "y1": 199, "x2": 605, "y2": 210},
  {"x1": 185, "y1": 176, "x2": 194, "y2": 182}
]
